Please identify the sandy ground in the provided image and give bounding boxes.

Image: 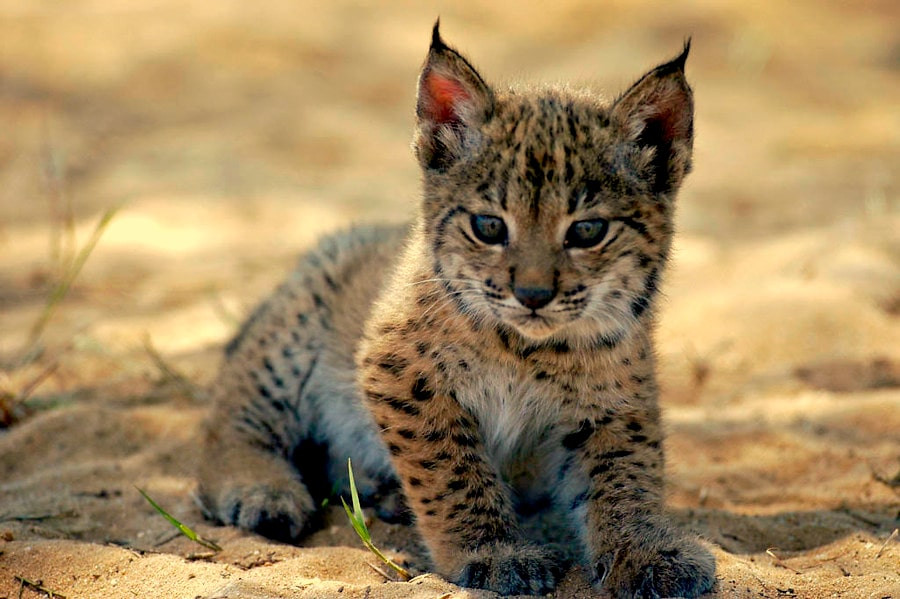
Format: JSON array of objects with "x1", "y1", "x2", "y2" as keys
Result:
[{"x1": 1, "y1": 1, "x2": 899, "y2": 597}]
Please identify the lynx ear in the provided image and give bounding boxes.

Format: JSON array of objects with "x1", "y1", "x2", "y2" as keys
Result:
[
  {"x1": 611, "y1": 41, "x2": 694, "y2": 194},
  {"x1": 414, "y1": 21, "x2": 494, "y2": 171}
]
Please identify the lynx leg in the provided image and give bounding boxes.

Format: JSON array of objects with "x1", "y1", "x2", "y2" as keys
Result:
[{"x1": 197, "y1": 423, "x2": 317, "y2": 543}]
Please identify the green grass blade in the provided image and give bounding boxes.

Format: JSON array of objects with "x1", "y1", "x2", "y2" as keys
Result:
[
  {"x1": 346, "y1": 458, "x2": 370, "y2": 541},
  {"x1": 341, "y1": 459, "x2": 410, "y2": 580},
  {"x1": 136, "y1": 487, "x2": 222, "y2": 552},
  {"x1": 341, "y1": 496, "x2": 369, "y2": 541}
]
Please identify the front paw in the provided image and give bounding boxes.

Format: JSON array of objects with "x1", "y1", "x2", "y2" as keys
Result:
[
  {"x1": 596, "y1": 534, "x2": 715, "y2": 599},
  {"x1": 455, "y1": 544, "x2": 568, "y2": 596},
  {"x1": 201, "y1": 479, "x2": 318, "y2": 543}
]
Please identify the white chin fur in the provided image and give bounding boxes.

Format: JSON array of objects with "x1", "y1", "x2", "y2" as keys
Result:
[{"x1": 508, "y1": 319, "x2": 561, "y2": 341}]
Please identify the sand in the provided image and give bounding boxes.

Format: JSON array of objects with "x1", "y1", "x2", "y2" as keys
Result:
[{"x1": 1, "y1": 1, "x2": 898, "y2": 597}]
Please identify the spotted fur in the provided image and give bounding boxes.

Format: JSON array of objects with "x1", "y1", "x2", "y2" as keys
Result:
[{"x1": 198, "y1": 23, "x2": 715, "y2": 598}]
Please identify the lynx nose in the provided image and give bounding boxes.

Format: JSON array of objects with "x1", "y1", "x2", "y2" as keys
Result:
[{"x1": 513, "y1": 286, "x2": 555, "y2": 311}]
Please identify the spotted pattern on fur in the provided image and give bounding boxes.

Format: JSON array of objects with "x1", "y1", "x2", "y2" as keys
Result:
[{"x1": 198, "y1": 23, "x2": 714, "y2": 599}]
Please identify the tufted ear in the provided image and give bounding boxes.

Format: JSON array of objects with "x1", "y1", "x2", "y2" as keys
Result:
[
  {"x1": 414, "y1": 20, "x2": 494, "y2": 171},
  {"x1": 611, "y1": 41, "x2": 694, "y2": 195}
]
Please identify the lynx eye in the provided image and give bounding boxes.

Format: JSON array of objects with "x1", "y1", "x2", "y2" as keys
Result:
[
  {"x1": 565, "y1": 218, "x2": 609, "y2": 249},
  {"x1": 470, "y1": 214, "x2": 508, "y2": 245}
]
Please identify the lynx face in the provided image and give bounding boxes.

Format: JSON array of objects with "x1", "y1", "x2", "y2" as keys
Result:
[
  {"x1": 419, "y1": 95, "x2": 688, "y2": 345},
  {"x1": 424, "y1": 116, "x2": 658, "y2": 343}
]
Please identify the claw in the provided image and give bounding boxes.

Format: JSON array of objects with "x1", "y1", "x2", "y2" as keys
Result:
[
  {"x1": 636, "y1": 565, "x2": 662, "y2": 599},
  {"x1": 593, "y1": 550, "x2": 617, "y2": 587},
  {"x1": 455, "y1": 545, "x2": 565, "y2": 595},
  {"x1": 459, "y1": 559, "x2": 490, "y2": 588}
]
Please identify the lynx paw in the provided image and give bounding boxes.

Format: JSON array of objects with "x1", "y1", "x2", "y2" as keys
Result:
[
  {"x1": 203, "y1": 480, "x2": 318, "y2": 543},
  {"x1": 594, "y1": 533, "x2": 715, "y2": 599},
  {"x1": 455, "y1": 544, "x2": 568, "y2": 596}
]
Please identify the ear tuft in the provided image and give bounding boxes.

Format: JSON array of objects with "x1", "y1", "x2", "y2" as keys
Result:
[
  {"x1": 431, "y1": 18, "x2": 446, "y2": 51},
  {"x1": 415, "y1": 23, "x2": 494, "y2": 171},
  {"x1": 672, "y1": 38, "x2": 690, "y2": 72},
  {"x1": 611, "y1": 42, "x2": 695, "y2": 194}
]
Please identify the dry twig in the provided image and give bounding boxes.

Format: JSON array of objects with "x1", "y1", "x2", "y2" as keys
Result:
[
  {"x1": 875, "y1": 528, "x2": 898, "y2": 559},
  {"x1": 141, "y1": 334, "x2": 204, "y2": 401},
  {"x1": 14, "y1": 576, "x2": 66, "y2": 599},
  {"x1": 870, "y1": 464, "x2": 900, "y2": 492},
  {"x1": 0, "y1": 362, "x2": 59, "y2": 428},
  {"x1": 365, "y1": 561, "x2": 393, "y2": 581},
  {"x1": 19, "y1": 205, "x2": 121, "y2": 364},
  {"x1": 185, "y1": 551, "x2": 218, "y2": 561},
  {"x1": 766, "y1": 548, "x2": 803, "y2": 574},
  {"x1": 0, "y1": 510, "x2": 77, "y2": 523}
]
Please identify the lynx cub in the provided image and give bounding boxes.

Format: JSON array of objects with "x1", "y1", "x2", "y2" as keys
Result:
[{"x1": 198, "y1": 23, "x2": 715, "y2": 598}]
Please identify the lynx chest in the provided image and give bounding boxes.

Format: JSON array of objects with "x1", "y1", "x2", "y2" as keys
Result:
[{"x1": 452, "y1": 359, "x2": 564, "y2": 474}]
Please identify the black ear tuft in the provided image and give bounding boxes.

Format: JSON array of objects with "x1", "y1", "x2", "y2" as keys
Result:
[
  {"x1": 414, "y1": 24, "x2": 494, "y2": 171},
  {"x1": 611, "y1": 42, "x2": 695, "y2": 195},
  {"x1": 672, "y1": 38, "x2": 690, "y2": 72},
  {"x1": 431, "y1": 18, "x2": 446, "y2": 51}
]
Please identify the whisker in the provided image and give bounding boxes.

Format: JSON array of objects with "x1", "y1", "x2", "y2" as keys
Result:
[
  {"x1": 403, "y1": 277, "x2": 481, "y2": 289},
  {"x1": 417, "y1": 287, "x2": 480, "y2": 320},
  {"x1": 551, "y1": 306, "x2": 583, "y2": 314}
]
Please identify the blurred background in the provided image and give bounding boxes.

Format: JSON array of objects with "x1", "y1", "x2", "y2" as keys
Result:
[
  {"x1": 1, "y1": 0, "x2": 897, "y2": 360},
  {"x1": 2, "y1": 0, "x2": 899, "y2": 446},
  {"x1": 0, "y1": 2, "x2": 898, "y2": 596}
]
